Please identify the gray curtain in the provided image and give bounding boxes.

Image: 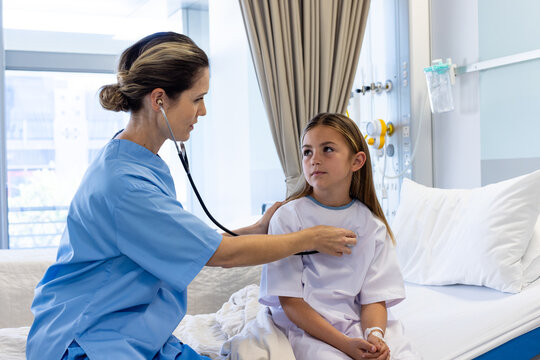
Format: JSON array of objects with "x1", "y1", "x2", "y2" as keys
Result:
[{"x1": 238, "y1": 0, "x2": 370, "y2": 195}]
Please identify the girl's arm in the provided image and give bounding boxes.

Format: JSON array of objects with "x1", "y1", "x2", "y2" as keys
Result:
[
  {"x1": 360, "y1": 302, "x2": 390, "y2": 359},
  {"x1": 279, "y1": 296, "x2": 377, "y2": 359},
  {"x1": 360, "y1": 301, "x2": 387, "y2": 334}
]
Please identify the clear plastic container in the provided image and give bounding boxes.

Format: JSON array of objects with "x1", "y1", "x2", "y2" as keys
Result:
[{"x1": 424, "y1": 61, "x2": 454, "y2": 113}]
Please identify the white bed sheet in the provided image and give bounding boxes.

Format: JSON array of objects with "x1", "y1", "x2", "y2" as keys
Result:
[
  {"x1": 392, "y1": 278, "x2": 540, "y2": 360},
  {"x1": 3, "y1": 280, "x2": 539, "y2": 359},
  {"x1": 3, "y1": 246, "x2": 539, "y2": 359}
]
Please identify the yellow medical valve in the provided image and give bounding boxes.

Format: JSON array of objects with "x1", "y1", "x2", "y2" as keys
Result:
[
  {"x1": 386, "y1": 122, "x2": 394, "y2": 136},
  {"x1": 365, "y1": 133, "x2": 384, "y2": 149},
  {"x1": 365, "y1": 135, "x2": 374, "y2": 146},
  {"x1": 365, "y1": 119, "x2": 393, "y2": 150}
]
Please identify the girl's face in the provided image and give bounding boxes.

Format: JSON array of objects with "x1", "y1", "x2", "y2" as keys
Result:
[
  {"x1": 165, "y1": 67, "x2": 209, "y2": 141},
  {"x1": 302, "y1": 125, "x2": 365, "y2": 198}
]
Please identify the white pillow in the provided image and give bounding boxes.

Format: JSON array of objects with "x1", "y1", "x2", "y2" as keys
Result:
[
  {"x1": 393, "y1": 170, "x2": 540, "y2": 293},
  {"x1": 522, "y1": 215, "x2": 540, "y2": 287}
]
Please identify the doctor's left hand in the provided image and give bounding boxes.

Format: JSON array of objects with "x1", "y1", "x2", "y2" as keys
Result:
[{"x1": 254, "y1": 201, "x2": 283, "y2": 234}]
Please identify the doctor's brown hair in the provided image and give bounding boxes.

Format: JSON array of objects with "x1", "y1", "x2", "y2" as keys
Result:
[
  {"x1": 287, "y1": 113, "x2": 395, "y2": 244},
  {"x1": 99, "y1": 32, "x2": 209, "y2": 113}
]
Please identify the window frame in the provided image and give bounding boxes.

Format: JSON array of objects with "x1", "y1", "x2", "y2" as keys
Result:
[
  {"x1": 1, "y1": 2, "x2": 8, "y2": 248},
  {"x1": 5, "y1": 51, "x2": 117, "y2": 74}
]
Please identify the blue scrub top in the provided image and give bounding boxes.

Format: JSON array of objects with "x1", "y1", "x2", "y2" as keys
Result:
[{"x1": 26, "y1": 139, "x2": 222, "y2": 359}]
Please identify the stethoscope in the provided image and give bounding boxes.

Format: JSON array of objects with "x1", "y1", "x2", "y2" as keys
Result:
[
  {"x1": 158, "y1": 101, "x2": 237, "y2": 236},
  {"x1": 159, "y1": 101, "x2": 317, "y2": 255}
]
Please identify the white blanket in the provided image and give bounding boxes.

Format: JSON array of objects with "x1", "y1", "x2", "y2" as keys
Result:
[
  {"x1": 174, "y1": 284, "x2": 295, "y2": 360},
  {"x1": 220, "y1": 304, "x2": 295, "y2": 360},
  {"x1": 0, "y1": 327, "x2": 28, "y2": 360}
]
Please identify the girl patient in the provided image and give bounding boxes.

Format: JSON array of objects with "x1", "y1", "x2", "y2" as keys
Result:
[{"x1": 259, "y1": 113, "x2": 418, "y2": 360}]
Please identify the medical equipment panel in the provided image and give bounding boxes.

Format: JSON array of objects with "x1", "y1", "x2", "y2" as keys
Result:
[{"x1": 347, "y1": 0, "x2": 411, "y2": 223}]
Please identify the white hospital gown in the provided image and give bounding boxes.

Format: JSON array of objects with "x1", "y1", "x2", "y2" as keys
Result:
[{"x1": 259, "y1": 196, "x2": 419, "y2": 360}]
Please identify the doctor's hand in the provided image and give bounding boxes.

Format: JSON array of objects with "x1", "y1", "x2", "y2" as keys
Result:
[
  {"x1": 253, "y1": 201, "x2": 283, "y2": 234},
  {"x1": 304, "y1": 225, "x2": 357, "y2": 256}
]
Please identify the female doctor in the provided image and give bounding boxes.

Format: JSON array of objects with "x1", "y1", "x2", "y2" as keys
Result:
[{"x1": 26, "y1": 32, "x2": 357, "y2": 360}]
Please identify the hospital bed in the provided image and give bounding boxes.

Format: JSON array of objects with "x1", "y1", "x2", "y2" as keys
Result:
[
  {"x1": 1, "y1": 173, "x2": 539, "y2": 359},
  {"x1": 0, "y1": 249, "x2": 538, "y2": 359}
]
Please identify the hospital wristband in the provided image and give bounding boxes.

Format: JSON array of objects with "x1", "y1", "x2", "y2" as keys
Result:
[
  {"x1": 364, "y1": 327, "x2": 385, "y2": 341},
  {"x1": 371, "y1": 330, "x2": 386, "y2": 344}
]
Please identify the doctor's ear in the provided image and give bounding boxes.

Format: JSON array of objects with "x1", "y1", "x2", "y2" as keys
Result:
[{"x1": 150, "y1": 88, "x2": 166, "y2": 110}]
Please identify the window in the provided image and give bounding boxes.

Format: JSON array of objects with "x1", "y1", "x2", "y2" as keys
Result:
[
  {"x1": 6, "y1": 71, "x2": 128, "y2": 248},
  {"x1": 1, "y1": 0, "x2": 285, "y2": 248}
]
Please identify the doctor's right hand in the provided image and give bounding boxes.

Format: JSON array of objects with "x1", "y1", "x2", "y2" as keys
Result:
[{"x1": 303, "y1": 225, "x2": 357, "y2": 256}]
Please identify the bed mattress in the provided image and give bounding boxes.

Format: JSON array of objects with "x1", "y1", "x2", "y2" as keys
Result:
[
  {"x1": 392, "y1": 278, "x2": 540, "y2": 359},
  {"x1": 2, "y1": 280, "x2": 539, "y2": 359}
]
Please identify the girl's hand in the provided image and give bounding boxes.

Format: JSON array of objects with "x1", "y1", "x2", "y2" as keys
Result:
[
  {"x1": 361, "y1": 333, "x2": 390, "y2": 360},
  {"x1": 341, "y1": 336, "x2": 378, "y2": 360},
  {"x1": 253, "y1": 201, "x2": 283, "y2": 234}
]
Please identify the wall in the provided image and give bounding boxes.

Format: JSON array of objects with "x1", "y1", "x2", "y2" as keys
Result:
[
  {"x1": 203, "y1": 0, "x2": 252, "y2": 225},
  {"x1": 184, "y1": 2, "x2": 285, "y2": 227},
  {"x1": 430, "y1": 0, "x2": 481, "y2": 188},
  {"x1": 478, "y1": 0, "x2": 540, "y2": 184},
  {"x1": 428, "y1": 0, "x2": 540, "y2": 188},
  {"x1": 407, "y1": 0, "x2": 433, "y2": 187}
]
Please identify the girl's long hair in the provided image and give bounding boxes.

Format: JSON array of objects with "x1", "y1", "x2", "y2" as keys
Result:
[{"x1": 287, "y1": 113, "x2": 395, "y2": 244}]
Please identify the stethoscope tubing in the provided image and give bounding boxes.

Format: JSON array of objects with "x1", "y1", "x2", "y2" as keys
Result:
[
  {"x1": 182, "y1": 156, "x2": 239, "y2": 236},
  {"x1": 160, "y1": 106, "x2": 238, "y2": 236},
  {"x1": 159, "y1": 105, "x2": 316, "y2": 255}
]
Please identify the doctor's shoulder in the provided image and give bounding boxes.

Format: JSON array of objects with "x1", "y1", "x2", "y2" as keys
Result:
[{"x1": 89, "y1": 155, "x2": 157, "y2": 204}]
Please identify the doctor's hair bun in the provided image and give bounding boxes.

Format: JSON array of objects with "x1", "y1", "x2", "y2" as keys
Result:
[{"x1": 99, "y1": 83, "x2": 130, "y2": 112}]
